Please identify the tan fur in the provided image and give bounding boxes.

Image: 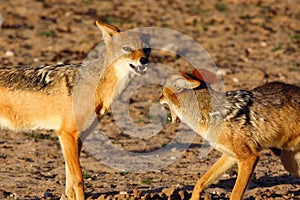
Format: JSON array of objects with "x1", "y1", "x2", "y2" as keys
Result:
[
  {"x1": 94, "y1": 65, "x2": 119, "y2": 115},
  {"x1": 160, "y1": 70, "x2": 300, "y2": 200},
  {"x1": 0, "y1": 21, "x2": 150, "y2": 200}
]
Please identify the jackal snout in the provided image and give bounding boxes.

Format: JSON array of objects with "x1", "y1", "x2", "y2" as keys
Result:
[
  {"x1": 127, "y1": 38, "x2": 151, "y2": 74},
  {"x1": 128, "y1": 49, "x2": 150, "y2": 74}
]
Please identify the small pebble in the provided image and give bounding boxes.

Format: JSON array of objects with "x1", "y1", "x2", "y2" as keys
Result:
[
  {"x1": 5, "y1": 50, "x2": 14, "y2": 57},
  {"x1": 260, "y1": 42, "x2": 267, "y2": 47},
  {"x1": 0, "y1": 14, "x2": 4, "y2": 27},
  {"x1": 232, "y1": 77, "x2": 239, "y2": 83},
  {"x1": 218, "y1": 68, "x2": 232, "y2": 76},
  {"x1": 119, "y1": 191, "x2": 127, "y2": 195},
  {"x1": 44, "y1": 192, "x2": 53, "y2": 198}
]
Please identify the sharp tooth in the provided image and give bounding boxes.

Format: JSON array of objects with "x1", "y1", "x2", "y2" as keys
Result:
[{"x1": 138, "y1": 65, "x2": 147, "y2": 72}]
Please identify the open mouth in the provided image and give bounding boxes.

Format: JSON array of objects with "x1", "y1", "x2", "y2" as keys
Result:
[
  {"x1": 130, "y1": 64, "x2": 147, "y2": 74},
  {"x1": 160, "y1": 102, "x2": 179, "y2": 123}
]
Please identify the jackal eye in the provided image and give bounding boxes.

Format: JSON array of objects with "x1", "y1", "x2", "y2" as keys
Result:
[
  {"x1": 123, "y1": 46, "x2": 132, "y2": 52},
  {"x1": 173, "y1": 83, "x2": 183, "y2": 92}
]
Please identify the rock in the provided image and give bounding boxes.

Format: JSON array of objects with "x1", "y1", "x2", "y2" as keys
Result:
[
  {"x1": 119, "y1": 191, "x2": 127, "y2": 195},
  {"x1": 218, "y1": 68, "x2": 232, "y2": 76},
  {"x1": 141, "y1": 194, "x2": 151, "y2": 200},
  {"x1": 260, "y1": 42, "x2": 268, "y2": 47},
  {"x1": 0, "y1": 14, "x2": 4, "y2": 27},
  {"x1": 178, "y1": 190, "x2": 189, "y2": 199},
  {"x1": 96, "y1": 195, "x2": 106, "y2": 200},
  {"x1": 162, "y1": 186, "x2": 185, "y2": 200},
  {"x1": 44, "y1": 191, "x2": 53, "y2": 199},
  {"x1": 232, "y1": 77, "x2": 239, "y2": 83},
  {"x1": 162, "y1": 187, "x2": 176, "y2": 197},
  {"x1": 5, "y1": 50, "x2": 14, "y2": 57},
  {"x1": 133, "y1": 188, "x2": 142, "y2": 198}
]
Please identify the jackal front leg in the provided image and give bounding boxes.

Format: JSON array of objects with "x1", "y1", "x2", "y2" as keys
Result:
[
  {"x1": 191, "y1": 154, "x2": 236, "y2": 200},
  {"x1": 58, "y1": 129, "x2": 84, "y2": 200}
]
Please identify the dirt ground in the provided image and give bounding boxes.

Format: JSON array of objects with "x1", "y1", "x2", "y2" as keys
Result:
[{"x1": 1, "y1": 0, "x2": 300, "y2": 199}]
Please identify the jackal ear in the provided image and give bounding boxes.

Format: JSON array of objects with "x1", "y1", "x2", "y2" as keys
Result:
[
  {"x1": 163, "y1": 87, "x2": 180, "y2": 107},
  {"x1": 171, "y1": 74, "x2": 200, "y2": 91},
  {"x1": 96, "y1": 20, "x2": 121, "y2": 40},
  {"x1": 191, "y1": 69, "x2": 217, "y2": 84}
]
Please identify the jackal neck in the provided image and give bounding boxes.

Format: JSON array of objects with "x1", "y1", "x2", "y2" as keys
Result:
[
  {"x1": 179, "y1": 88, "x2": 226, "y2": 138},
  {"x1": 178, "y1": 89, "x2": 211, "y2": 133},
  {"x1": 94, "y1": 63, "x2": 119, "y2": 116}
]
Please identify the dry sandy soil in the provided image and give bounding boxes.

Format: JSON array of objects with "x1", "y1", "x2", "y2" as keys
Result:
[{"x1": 0, "y1": 0, "x2": 300, "y2": 199}]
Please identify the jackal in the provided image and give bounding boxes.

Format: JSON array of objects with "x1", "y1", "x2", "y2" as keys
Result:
[
  {"x1": 0, "y1": 21, "x2": 150, "y2": 200},
  {"x1": 160, "y1": 69, "x2": 300, "y2": 200}
]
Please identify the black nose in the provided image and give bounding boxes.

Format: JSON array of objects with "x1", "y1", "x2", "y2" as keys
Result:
[{"x1": 140, "y1": 57, "x2": 149, "y2": 65}]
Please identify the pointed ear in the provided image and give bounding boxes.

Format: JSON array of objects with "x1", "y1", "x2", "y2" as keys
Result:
[
  {"x1": 96, "y1": 20, "x2": 121, "y2": 40},
  {"x1": 191, "y1": 69, "x2": 217, "y2": 84},
  {"x1": 171, "y1": 74, "x2": 200, "y2": 91}
]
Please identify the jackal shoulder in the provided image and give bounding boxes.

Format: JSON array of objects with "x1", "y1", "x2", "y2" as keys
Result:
[
  {"x1": 225, "y1": 90, "x2": 253, "y2": 121},
  {"x1": 0, "y1": 63, "x2": 81, "y2": 94}
]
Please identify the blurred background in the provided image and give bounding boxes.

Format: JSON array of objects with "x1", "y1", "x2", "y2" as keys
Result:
[
  {"x1": 0, "y1": 0, "x2": 300, "y2": 199},
  {"x1": 0, "y1": 0, "x2": 299, "y2": 89}
]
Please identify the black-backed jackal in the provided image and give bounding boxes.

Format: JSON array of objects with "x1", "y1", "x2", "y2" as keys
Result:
[
  {"x1": 160, "y1": 69, "x2": 300, "y2": 199},
  {"x1": 0, "y1": 21, "x2": 150, "y2": 200}
]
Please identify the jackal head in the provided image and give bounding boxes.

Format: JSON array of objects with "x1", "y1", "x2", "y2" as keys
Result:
[
  {"x1": 96, "y1": 20, "x2": 151, "y2": 76},
  {"x1": 160, "y1": 69, "x2": 217, "y2": 123}
]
